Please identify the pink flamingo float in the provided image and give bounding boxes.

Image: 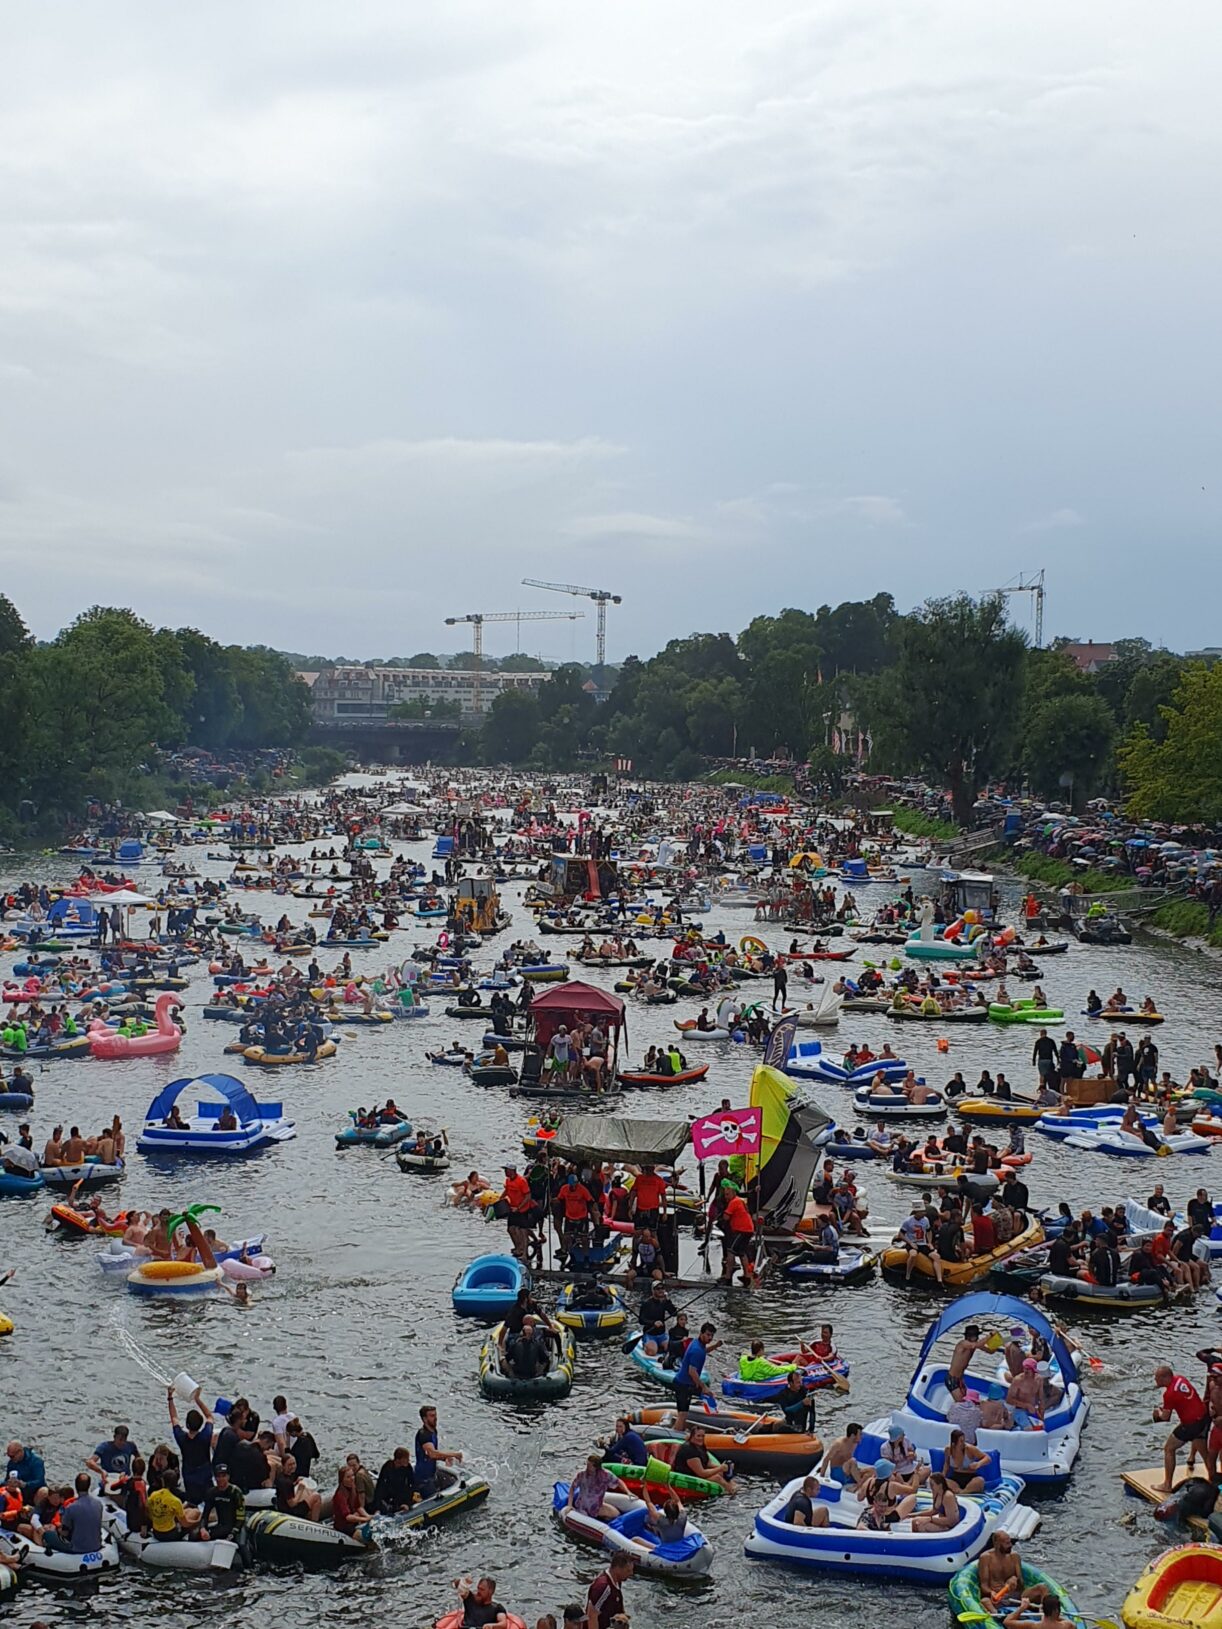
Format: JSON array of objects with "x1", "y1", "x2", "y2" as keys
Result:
[{"x1": 88, "y1": 991, "x2": 184, "y2": 1059}]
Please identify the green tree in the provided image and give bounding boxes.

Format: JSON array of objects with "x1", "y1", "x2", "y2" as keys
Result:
[
  {"x1": 496, "y1": 653, "x2": 547, "y2": 673},
  {"x1": 1023, "y1": 691, "x2": 1116, "y2": 805},
  {"x1": 738, "y1": 609, "x2": 821, "y2": 756},
  {"x1": 389, "y1": 696, "x2": 461, "y2": 720},
  {"x1": 865, "y1": 593, "x2": 1026, "y2": 823},
  {"x1": 0, "y1": 595, "x2": 33, "y2": 794},
  {"x1": 174, "y1": 628, "x2": 244, "y2": 748},
  {"x1": 227, "y1": 648, "x2": 312, "y2": 747},
  {"x1": 27, "y1": 606, "x2": 173, "y2": 808},
  {"x1": 403, "y1": 652, "x2": 441, "y2": 669},
  {"x1": 1121, "y1": 653, "x2": 1186, "y2": 741},
  {"x1": 482, "y1": 688, "x2": 540, "y2": 762},
  {"x1": 813, "y1": 593, "x2": 899, "y2": 678},
  {"x1": 1119, "y1": 662, "x2": 1222, "y2": 823}
]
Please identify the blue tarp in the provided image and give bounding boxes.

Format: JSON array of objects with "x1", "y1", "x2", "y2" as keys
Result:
[
  {"x1": 47, "y1": 898, "x2": 98, "y2": 925},
  {"x1": 908, "y1": 1290, "x2": 1078, "y2": 1393},
  {"x1": 146, "y1": 1072, "x2": 264, "y2": 1127}
]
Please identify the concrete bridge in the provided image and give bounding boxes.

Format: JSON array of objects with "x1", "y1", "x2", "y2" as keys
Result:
[{"x1": 309, "y1": 717, "x2": 464, "y2": 764}]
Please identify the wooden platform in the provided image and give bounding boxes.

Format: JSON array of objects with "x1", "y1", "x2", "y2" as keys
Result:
[{"x1": 1121, "y1": 1464, "x2": 1212, "y2": 1535}]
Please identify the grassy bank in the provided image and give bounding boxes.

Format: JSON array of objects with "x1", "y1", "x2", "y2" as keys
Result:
[
  {"x1": 705, "y1": 770, "x2": 796, "y2": 795},
  {"x1": 1149, "y1": 898, "x2": 1222, "y2": 949},
  {"x1": 892, "y1": 809, "x2": 960, "y2": 841},
  {"x1": 1000, "y1": 849, "x2": 1131, "y2": 895}
]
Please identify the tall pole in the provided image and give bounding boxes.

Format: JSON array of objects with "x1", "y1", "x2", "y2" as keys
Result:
[
  {"x1": 595, "y1": 599, "x2": 607, "y2": 668},
  {"x1": 472, "y1": 616, "x2": 484, "y2": 716}
]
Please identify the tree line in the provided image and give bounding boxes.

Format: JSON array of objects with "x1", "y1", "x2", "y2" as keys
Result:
[
  {"x1": 478, "y1": 591, "x2": 1221, "y2": 826},
  {"x1": 0, "y1": 597, "x2": 312, "y2": 823}
]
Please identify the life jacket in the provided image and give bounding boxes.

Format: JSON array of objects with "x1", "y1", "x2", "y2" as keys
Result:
[{"x1": 0, "y1": 1486, "x2": 24, "y2": 1524}]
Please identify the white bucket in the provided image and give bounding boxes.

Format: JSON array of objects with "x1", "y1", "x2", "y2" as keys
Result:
[{"x1": 173, "y1": 1371, "x2": 199, "y2": 1400}]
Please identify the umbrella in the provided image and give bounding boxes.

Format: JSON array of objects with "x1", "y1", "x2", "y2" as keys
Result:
[{"x1": 100, "y1": 889, "x2": 153, "y2": 905}]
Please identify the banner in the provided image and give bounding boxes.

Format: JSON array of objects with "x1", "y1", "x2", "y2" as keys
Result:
[
  {"x1": 763, "y1": 1011, "x2": 799, "y2": 1071},
  {"x1": 691, "y1": 1106, "x2": 762, "y2": 1161}
]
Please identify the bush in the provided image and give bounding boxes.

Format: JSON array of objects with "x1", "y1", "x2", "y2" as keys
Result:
[{"x1": 892, "y1": 810, "x2": 959, "y2": 841}]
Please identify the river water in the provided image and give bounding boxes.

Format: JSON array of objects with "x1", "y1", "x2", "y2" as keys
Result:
[{"x1": 2, "y1": 805, "x2": 1221, "y2": 1628}]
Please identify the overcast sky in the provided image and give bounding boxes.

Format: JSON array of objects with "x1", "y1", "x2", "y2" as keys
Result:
[{"x1": 2, "y1": 2, "x2": 1219, "y2": 663}]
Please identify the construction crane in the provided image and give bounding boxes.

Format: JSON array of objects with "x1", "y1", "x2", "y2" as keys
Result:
[
  {"x1": 444, "y1": 609, "x2": 583, "y2": 715},
  {"x1": 992, "y1": 569, "x2": 1046, "y2": 648},
  {"x1": 521, "y1": 579, "x2": 622, "y2": 668}
]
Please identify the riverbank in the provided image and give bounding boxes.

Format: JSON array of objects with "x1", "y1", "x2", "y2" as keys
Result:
[{"x1": 890, "y1": 809, "x2": 959, "y2": 842}]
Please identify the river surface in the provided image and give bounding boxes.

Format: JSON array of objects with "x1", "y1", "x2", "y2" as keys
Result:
[{"x1": 2, "y1": 801, "x2": 1221, "y2": 1628}]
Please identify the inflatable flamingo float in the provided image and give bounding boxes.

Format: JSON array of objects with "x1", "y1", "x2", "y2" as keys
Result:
[{"x1": 88, "y1": 992, "x2": 184, "y2": 1059}]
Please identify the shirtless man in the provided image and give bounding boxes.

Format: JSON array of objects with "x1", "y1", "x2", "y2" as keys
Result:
[
  {"x1": 42, "y1": 1125, "x2": 65, "y2": 1167},
  {"x1": 1004, "y1": 1595, "x2": 1078, "y2": 1629},
  {"x1": 61, "y1": 1125, "x2": 86, "y2": 1165},
  {"x1": 143, "y1": 1210, "x2": 174, "y2": 1259},
  {"x1": 978, "y1": 1531, "x2": 1031, "y2": 1609},
  {"x1": 948, "y1": 1325, "x2": 991, "y2": 1386},
  {"x1": 1006, "y1": 1360, "x2": 1045, "y2": 1426},
  {"x1": 816, "y1": 1423, "x2": 866, "y2": 1489}
]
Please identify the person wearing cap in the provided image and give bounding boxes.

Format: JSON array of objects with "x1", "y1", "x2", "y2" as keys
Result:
[
  {"x1": 946, "y1": 1378, "x2": 984, "y2": 1444},
  {"x1": 857, "y1": 1460, "x2": 912, "y2": 1530},
  {"x1": 565, "y1": 1453, "x2": 628, "y2": 1522},
  {"x1": 198, "y1": 1463, "x2": 245, "y2": 1539},
  {"x1": 880, "y1": 1424, "x2": 929, "y2": 1491},
  {"x1": 1002, "y1": 1326, "x2": 1030, "y2": 1379}
]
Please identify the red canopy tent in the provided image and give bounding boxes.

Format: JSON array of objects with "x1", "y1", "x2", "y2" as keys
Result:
[{"x1": 529, "y1": 980, "x2": 626, "y2": 1059}]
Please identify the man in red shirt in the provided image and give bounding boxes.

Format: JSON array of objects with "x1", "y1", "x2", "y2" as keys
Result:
[
  {"x1": 502, "y1": 1163, "x2": 535, "y2": 1263},
  {"x1": 970, "y1": 1204, "x2": 996, "y2": 1257},
  {"x1": 585, "y1": 1551, "x2": 633, "y2": 1629},
  {"x1": 719, "y1": 1187, "x2": 757, "y2": 1285},
  {"x1": 629, "y1": 1166, "x2": 667, "y2": 1229},
  {"x1": 1153, "y1": 1363, "x2": 1209, "y2": 1491}
]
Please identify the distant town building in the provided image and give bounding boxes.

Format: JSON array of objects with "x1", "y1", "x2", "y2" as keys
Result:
[
  {"x1": 301, "y1": 665, "x2": 548, "y2": 724},
  {"x1": 1186, "y1": 648, "x2": 1222, "y2": 662},
  {"x1": 1060, "y1": 640, "x2": 1117, "y2": 673}
]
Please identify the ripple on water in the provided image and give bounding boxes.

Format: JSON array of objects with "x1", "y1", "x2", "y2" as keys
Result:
[{"x1": 1, "y1": 840, "x2": 1219, "y2": 1625}]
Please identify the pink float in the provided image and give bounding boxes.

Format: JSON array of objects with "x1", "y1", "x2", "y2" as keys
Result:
[{"x1": 88, "y1": 992, "x2": 184, "y2": 1059}]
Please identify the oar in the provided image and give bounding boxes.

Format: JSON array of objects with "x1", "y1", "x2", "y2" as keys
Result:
[
  {"x1": 620, "y1": 1285, "x2": 719, "y2": 1353},
  {"x1": 804, "y1": 1348, "x2": 853, "y2": 1400}
]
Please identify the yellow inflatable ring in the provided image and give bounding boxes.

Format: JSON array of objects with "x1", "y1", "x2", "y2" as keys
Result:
[{"x1": 740, "y1": 935, "x2": 767, "y2": 957}]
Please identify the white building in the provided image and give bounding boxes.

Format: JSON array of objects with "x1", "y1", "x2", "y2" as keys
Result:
[{"x1": 302, "y1": 665, "x2": 548, "y2": 724}]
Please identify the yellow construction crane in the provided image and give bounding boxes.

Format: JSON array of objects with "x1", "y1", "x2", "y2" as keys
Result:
[
  {"x1": 444, "y1": 609, "x2": 583, "y2": 714},
  {"x1": 521, "y1": 578, "x2": 622, "y2": 667}
]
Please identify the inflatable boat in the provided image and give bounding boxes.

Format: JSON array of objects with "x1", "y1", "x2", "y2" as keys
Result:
[
  {"x1": 105, "y1": 1507, "x2": 239, "y2": 1570},
  {"x1": 555, "y1": 1282, "x2": 629, "y2": 1339},
  {"x1": 1121, "y1": 1542, "x2": 1222, "y2": 1629},
  {"x1": 745, "y1": 1469, "x2": 1035, "y2": 1579},
  {"x1": 335, "y1": 1114, "x2": 414, "y2": 1148},
  {"x1": 242, "y1": 1508, "x2": 370, "y2": 1565},
  {"x1": 869, "y1": 1292, "x2": 1087, "y2": 1487},
  {"x1": 949, "y1": 1556, "x2": 1081, "y2": 1628},
  {"x1": 479, "y1": 1324, "x2": 575, "y2": 1400},
  {"x1": 452, "y1": 1255, "x2": 527, "y2": 1319},
  {"x1": 552, "y1": 1484, "x2": 712, "y2": 1577}
]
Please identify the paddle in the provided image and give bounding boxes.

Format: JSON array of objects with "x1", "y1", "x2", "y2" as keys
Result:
[
  {"x1": 620, "y1": 1285, "x2": 719, "y2": 1353},
  {"x1": 797, "y1": 1346, "x2": 850, "y2": 1395}
]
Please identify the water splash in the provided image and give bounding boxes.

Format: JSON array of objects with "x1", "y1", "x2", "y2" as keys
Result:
[{"x1": 107, "y1": 1306, "x2": 175, "y2": 1388}]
